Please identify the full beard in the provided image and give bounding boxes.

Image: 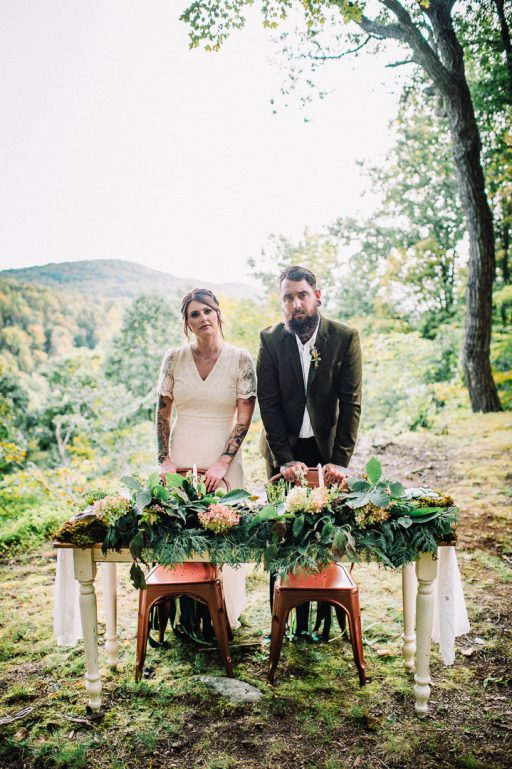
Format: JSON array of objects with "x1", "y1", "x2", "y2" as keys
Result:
[{"x1": 286, "y1": 310, "x2": 320, "y2": 343}]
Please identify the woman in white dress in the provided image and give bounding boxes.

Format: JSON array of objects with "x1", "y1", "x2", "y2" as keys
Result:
[{"x1": 156, "y1": 288, "x2": 256, "y2": 637}]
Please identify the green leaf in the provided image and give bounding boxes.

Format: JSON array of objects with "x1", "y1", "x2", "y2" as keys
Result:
[
  {"x1": 147, "y1": 472, "x2": 160, "y2": 490},
  {"x1": 348, "y1": 492, "x2": 372, "y2": 509},
  {"x1": 369, "y1": 487, "x2": 390, "y2": 507},
  {"x1": 258, "y1": 505, "x2": 280, "y2": 521},
  {"x1": 264, "y1": 543, "x2": 278, "y2": 568},
  {"x1": 199, "y1": 494, "x2": 217, "y2": 506},
  {"x1": 292, "y1": 515, "x2": 305, "y2": 538},
  {"x1": 171, "y1": 488, "x2": 189, "y2": 504},
  {"x1": 409, "y1": 506, "x2": 443, "y2": 516},
  {"x1": 321, "y1": 520, "x2": 334, "y2": 543},
  {"x1": 410, "y1": 512, "x2": 442, "y2": 524},
  {"x1": 129, "y1": 531, "x2": 145, "y2": 560},
  {"x1": 136, "y1": 490, "x2": 152, "y2": 509},
  {"x1": 349, "y1": 479, "x2": 371, "y2": 492},
  {"x1": 165, "y1": 473, "x2": 185, "y2": 488},
  {"x1": 331, "y1": 527, "x2": 347, "y2": 558},
  {"x1": 389, "y1": 481, "x2": 405, "y2": 498},
  {"x1": 130, "y1": 562, "x2": 147, "y2": 590},
  {"x1": 396, "y1": 516, "x2": 413, "y2": 529},
  {"x1": 121, "y1": 476, "x2": 142, "y2": 491},
  {"x1": 152, "y1": 485, "x2": 169, "y2": 502},
  {"x1": 366, "y1": 457, "x2": 382, "y2": 485},
  {"x1": 220, "y1": 488, "x2": 251, "y2": 504}
]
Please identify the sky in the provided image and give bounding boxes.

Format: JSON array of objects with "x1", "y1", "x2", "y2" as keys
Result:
[{"x1": 0, "y1": 1, "x2": 407, "y2": 286}]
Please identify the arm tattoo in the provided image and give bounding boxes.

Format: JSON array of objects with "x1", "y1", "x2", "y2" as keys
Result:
[
  {"x1": 222, "y1": 422, "x2": 249, "y2": 458},
  {"x1": 156, "y1": 398, "x2": 171, "y2": 464}
]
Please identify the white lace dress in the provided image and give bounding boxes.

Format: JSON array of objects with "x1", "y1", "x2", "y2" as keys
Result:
[{"x1": 157, "y1": 342, "x2": 256, "y2": 627}]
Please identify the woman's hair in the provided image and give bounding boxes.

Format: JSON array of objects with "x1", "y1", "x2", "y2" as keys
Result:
[{"x1": 180, "y1": 288, "x2": 224, "y2": 337}]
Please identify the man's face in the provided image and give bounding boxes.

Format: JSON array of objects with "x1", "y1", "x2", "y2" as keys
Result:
[{"x1": 280, "y1": 278, "x2": 321, "y2": 331}]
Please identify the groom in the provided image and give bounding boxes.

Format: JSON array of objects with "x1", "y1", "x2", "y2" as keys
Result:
[{"x1": 256, "y1": 265, "x2": 362, "y2": 637}]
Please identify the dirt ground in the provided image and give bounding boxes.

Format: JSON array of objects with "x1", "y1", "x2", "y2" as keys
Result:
[{"x1": 0, "y1": 412, "x2": 511, "y2": 769}]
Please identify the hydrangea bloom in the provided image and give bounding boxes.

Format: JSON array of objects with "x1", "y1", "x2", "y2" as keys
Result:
[
  {"x1": 284, "y1": 486, "x2": 310, "y2": 513},
  {"x1": 354, "y1": 502, "x2": 390, "y2": 528},
  {"x1": 92, "y1": 495, "x2": 131, "y2": 525},
  {"x1": 307, "y1": 486, "x2": 329, "y2": 513},
  {"x1": 198, "y1": 503, "x2": 240, "y2": 533}
]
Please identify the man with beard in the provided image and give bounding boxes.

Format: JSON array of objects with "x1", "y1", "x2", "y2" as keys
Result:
[{"x1": 257, "y1": 265, "x2": 362, "y2": 639}]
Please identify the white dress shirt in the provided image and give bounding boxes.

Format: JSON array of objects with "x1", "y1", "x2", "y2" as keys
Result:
[{"x1": 295, "y1": 322, "x2": 320, "y2": 438}]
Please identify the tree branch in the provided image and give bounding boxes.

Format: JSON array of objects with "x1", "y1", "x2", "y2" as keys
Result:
[
  {"x1": 300, "y1": 34, "x2": 372, "y2": 61},
  {"x1": 356, "y1": 0, "x2": 454, "y2": 94},
  {"x1": 385, "y1": 58, "x2": 417, "y2": 68}
]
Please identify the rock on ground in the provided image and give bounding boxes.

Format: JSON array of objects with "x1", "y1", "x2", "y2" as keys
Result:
[{"x1": 193, "y1": 676, "x2": 263, "y2": 703}]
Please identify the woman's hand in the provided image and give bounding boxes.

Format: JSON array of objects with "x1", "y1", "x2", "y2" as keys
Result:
[
  {"x1": 204, "y1": 458, "x2": 230, "y2": 492},
  {"x1": 159, "y1": 457, "x2": 178, "y2": 484}
]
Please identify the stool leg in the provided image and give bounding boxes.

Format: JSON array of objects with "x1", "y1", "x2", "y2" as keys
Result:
[
  {"x1": 337, "y1": 600, "x2": 366, "y2": 686},
  {"x1": 135, "y1": 591, "x2": 152, "y2": 682},
  {"x1": 268, "y1": 590, "x2": 289, "y2": 684},
  {"x1": 208, "y1": 583, "x2": 234, "y2": 678}
]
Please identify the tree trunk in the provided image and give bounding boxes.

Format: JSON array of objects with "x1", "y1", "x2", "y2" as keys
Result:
[
  {"x1": 494, "y1": 0, "x2": 512, "y2": 98},
  {"x1": 426, "y1": 2, "x2": 502, "y2": 411}
]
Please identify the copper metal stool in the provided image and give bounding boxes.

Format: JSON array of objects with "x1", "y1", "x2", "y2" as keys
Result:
[
  {"x1": 135, "y1": 468, "x2": 234, "y2": 681},
  {"x1": 268, "y1": 468, "x2": 366, "y2": 685},
  {"x1": 268, "y1": 562, "x2": 366, "y2": 685},
  {"x1": 135, "y1": 561, "x2": 233, "y2": 680}
]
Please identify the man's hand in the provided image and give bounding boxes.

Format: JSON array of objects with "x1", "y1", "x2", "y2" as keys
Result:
[
  {"x1": 159, "y1": 457, "x2": 177, "y2": 484},
  {"x1": 204, "y1": 458, "x2": 230, "y2": 493},
  {"x1": 279, "y1": 461, "x2": 309, "y2": 481},
  {"x1": 323, "y1": 463, "x2": 348, "y2": 486}
]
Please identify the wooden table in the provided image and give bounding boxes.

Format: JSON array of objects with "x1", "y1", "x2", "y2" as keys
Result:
[{"x1": 55, "y1": 544, "x2": 440, "y2": 717}]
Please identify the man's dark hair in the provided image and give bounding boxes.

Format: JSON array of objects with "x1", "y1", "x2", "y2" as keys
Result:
[{"x1": 279, "y1": 265, "x2": 317, "y2": 289}]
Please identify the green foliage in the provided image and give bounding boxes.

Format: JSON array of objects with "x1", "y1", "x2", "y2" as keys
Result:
[
  {"x1": 53, "y1": 460, "x2": 457, "y2": 582},
  {"x1": 106, "y1": 292, "x2": 181, "y2": 402}
]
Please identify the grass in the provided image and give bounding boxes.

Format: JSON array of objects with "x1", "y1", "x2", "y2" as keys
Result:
[{"x1": 0, "y1": 412, "x2": 511, "y2": 769}]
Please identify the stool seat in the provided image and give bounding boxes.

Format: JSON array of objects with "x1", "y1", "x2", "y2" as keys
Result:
[
  {"x1": 147, "y1": 563, "x2": 218, "y2": 585},
  {"x1": 281, "y1": 562, "x2": 354, "y2": 590}
]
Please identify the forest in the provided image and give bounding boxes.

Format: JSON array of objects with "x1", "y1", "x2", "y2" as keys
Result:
[{"x1": 0, "y1": 2, "x2": 511, "y2": 769}]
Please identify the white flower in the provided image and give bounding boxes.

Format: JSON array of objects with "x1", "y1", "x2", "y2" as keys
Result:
[{"x1": 284, "y1": 486, "x2": 310, "y2": 513}]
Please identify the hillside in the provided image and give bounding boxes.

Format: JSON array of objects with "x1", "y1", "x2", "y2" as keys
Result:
[{"x1": 1, "y1": 259, "x2": 253, "y2": 300}]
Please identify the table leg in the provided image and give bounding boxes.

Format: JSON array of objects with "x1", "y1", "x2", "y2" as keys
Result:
[
  {"x1": 413, "y1": 552, "x2": 437, "y2": 718},
  {"x1": 102, "y1": 562, "x2": 119, "y2": 669},
  {"x1": 402, "y1": 562, "x2": 416, "y2": 672},
  {"x1": 73, "y1": 549, "x2": 102, "y2": 712}
]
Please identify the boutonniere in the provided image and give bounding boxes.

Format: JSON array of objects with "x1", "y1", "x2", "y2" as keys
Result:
[{"x1": 310, "y1": 346, "x2": 321, "y2": 369}]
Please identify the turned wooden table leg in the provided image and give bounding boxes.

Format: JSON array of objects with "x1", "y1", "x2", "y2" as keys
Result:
[
  {"x1": 73, "y1": 548, "x2": 102, "y2": 712},
  {"x1": 402, "y1": 562, "x2": 417, "y2": 672},
  {"x1": 414, "y1": 552, "x2": 438, "y2": 718},
  {"x1": 102, "y1": 562, "x2": 119, "y2": 669}
]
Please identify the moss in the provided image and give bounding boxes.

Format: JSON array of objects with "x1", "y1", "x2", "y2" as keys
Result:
[{"x1": 53, "y1": 507, "x2": 107, "y2": 546}]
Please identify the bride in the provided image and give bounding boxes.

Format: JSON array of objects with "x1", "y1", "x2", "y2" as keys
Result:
[{"x1": 156, "y1": 287, "x2": 256, "y2": 635}]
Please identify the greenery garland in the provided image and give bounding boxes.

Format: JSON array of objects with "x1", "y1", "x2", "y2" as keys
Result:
[{"x1": 54, "y1": 460, "x2": 458, "y2": 589}]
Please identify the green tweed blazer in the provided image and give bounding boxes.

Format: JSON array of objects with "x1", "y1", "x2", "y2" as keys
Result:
[{"x1": 256, "y1": 315, "x2": 362, "y2": 469}]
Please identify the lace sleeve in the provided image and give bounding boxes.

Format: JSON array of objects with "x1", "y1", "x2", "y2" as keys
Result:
[
  {"x1": 236, "y1": 348, "x2": 257, "y2": 399},
  {"x1": 157, "y1": 348, "x2": 176, "y2": 398}
]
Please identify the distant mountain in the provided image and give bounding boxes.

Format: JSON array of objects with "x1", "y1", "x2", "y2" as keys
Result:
[{"x1": 1, "y1": 259, "x2": 254, "y2": 300}]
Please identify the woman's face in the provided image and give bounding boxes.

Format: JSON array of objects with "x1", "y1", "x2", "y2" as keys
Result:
[{"x1": 186, "y1": 300, "x2": 220, "y2": 339}]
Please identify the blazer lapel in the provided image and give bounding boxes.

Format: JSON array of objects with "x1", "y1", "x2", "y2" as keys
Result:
[
  {"x1": 306, "y1": 316, "x2": 328, "y2": 393},
  {"x1": 284, "y1": 330, "x2": 305, "y2": 391}
]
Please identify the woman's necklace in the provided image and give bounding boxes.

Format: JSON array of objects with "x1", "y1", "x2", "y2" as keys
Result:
[{"x1": 192, "y1": 343, "x2": 223, "y2": 363}]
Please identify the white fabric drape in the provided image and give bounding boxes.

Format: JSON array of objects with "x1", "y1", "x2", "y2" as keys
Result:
[
  {"x1": 54, "y1": 548, "x2": 82, "y2": 645},
  {"x1": 431, "y1": 546, "x2": 471, "y2": 664}
]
